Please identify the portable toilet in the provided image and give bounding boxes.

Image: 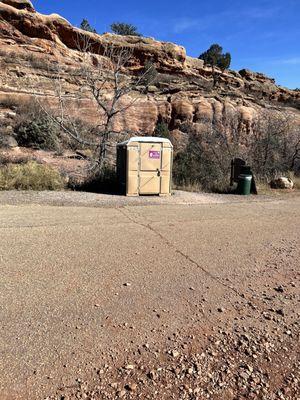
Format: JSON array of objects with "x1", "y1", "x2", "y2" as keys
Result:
[{"x1": 116, "y1": 137, "x2": 173, "y2": 196}]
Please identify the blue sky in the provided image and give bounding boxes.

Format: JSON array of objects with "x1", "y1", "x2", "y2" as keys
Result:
[{"x1": 33, "y1": 0, "x2": 300, "y2": 89}]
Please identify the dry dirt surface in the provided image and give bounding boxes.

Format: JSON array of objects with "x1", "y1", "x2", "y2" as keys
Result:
[
  {"x1": 0, "y1": 190, "x2": 254, "y2": 207},
  {"x1": 0, "y1": 192, "x2": 299, "y2": 400}
]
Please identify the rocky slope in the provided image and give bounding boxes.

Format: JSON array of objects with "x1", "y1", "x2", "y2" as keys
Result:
[{"x1": 0, "y1": 0, "x2": 299, "y2": 158}]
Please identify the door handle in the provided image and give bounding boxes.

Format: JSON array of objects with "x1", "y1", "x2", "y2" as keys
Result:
[{"x1": 157, "y1": 169, "x2": 161, "y2": 177}]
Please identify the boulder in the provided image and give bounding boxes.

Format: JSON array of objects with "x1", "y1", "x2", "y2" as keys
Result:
[
  {"x1": 0, "y1": 135, "x2": 18, "y2": 148},
  {"x1": 270, "y1": 177, "x2": 294, "y2": 190}
]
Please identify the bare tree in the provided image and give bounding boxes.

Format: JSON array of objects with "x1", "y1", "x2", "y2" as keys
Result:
[
  {"x1": 250, "y1": 110, "x2": 296, "y2": 174},
  {"x1": 290, "y1": 130, "x2": 300, "y2": 171},
  {"x1": 32, "y1": 34, "x2": 156, "y2": 170},
  {"x1": 200, "y1": 107, "x2": 249, "y2": 175}
]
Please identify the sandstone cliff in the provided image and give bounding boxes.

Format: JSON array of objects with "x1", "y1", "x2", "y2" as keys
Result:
[{"x1": 0, "y1": 0, "x2": 299, "y2": 158}]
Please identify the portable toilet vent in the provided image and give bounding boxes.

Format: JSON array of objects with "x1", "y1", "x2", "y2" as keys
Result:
[{"x1": 117, "y1": 137, "x2": 173, "y2": 196}]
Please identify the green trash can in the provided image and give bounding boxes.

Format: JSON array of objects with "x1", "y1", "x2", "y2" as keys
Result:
[{"x1": 237, "y1": 174, "x2": 252, "y2": 195}]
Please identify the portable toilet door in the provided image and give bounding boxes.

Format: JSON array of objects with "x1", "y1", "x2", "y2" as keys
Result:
[{"x1": 117, "y1": 137, "x2": 173, "y2": 196}]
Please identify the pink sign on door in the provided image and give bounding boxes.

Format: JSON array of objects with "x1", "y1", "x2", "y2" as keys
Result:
[{"x1": 149, "y1": 150, "x2": 160, "y2": 159}]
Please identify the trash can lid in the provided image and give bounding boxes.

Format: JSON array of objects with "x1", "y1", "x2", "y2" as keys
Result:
[{"x1": 238, "y1": 174, "x2": 252, "y2": 180}]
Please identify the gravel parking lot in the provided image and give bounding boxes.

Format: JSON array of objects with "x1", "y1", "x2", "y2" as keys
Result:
[
  {"x1": 0, "y1": 192, "x2": 299, "y2": 399},
  {"x1": 0, "y1": 189, "x2": 285, "y2": 208}
]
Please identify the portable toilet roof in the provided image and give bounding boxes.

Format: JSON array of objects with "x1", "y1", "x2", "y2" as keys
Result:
[{"x1": 117, "y1": 136, "x2": 173, "y2": 147}]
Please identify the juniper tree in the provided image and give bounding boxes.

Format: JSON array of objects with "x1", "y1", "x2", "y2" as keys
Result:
[
  {"x1": 110, "y1": 22, "x2": 141, "y2": 36},
  {"x1": 199, "y1": 44, "x2": 231, "y2": 86}
]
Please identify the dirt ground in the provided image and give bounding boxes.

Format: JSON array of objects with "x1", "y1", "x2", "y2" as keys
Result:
[{"x1": 0, "y1": 191, "x2": 299, "y2": 400}]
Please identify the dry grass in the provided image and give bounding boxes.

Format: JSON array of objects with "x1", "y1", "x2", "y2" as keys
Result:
[
  {"x1": 287, "y1": 172, "x2": 300, "y2": 190},
  {"x1": 0, "y1": 161, "x2": 65, "y2": 191},
  {"x1": 174, "y1": 172, "x2": 300, "y2": 196},
  {"x1": 172, "y1": 178, "x2": 235, "y2": 194},
  {"x1": 255, "y1": 172, "x2": 300, "y2": 195},
  {"x1": 0, "y1": 152, "x2": 32, "y2": 166},
  {"x1": 172, "y1": 182, "x2": 203, "y2": 193}
]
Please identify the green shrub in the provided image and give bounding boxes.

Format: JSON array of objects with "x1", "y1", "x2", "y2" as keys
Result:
[
  {"x1": 154, "y1": 121, "x2": 171, "y2": 139},
  {"x1": 172, "y1": 134, "x2": 231, "y2": 193},
  {"x1": 70, "y1": 165, "x2": 118, "y2": 193},
  {"x1": 110, "y1": 22, "x2": 141, "y2": 36},
  {"x1": 15, "y1": 117, "x2": 59, "y2": 151},
  {"x1": 0, "y1": 161, "x2": 65, "y2": 191}
]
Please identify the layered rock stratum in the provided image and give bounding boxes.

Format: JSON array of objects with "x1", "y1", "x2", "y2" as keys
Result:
[{"x1": 0, "y1": 0, "x2": 299, "y2": 156}]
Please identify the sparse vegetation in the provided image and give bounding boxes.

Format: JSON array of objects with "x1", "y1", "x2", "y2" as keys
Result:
[
  {"x1": 28, "y1": 56, "x2": 57, "y2": 71},
  {"x1": 154, "y1": 121, "x2": 171, "y2": 139},
  {"x1": 141, "y1": 61, "x2": 158, "y2": 86},
  {"x1": 110, "y1": 22, "x2": 141, "y2": 36},
  {"x1": 0, "y1": 96, "x2": 19, "y2": 109},
  {"x1": 0, "y1": 153, "x2": 31, "y2": 166},
  {"x1": 173, "y1": 109, "x2": 300, "y2": 193},
  {"x1": 15, "y1": 116, "x2": 60, "y2": 151},
  {"x1": 70, "y1": 165, "x2": 118, "y2": 193},
  {"x1": 0, "y1": 161, "x2": 65, "y2": 191},
  {"x1": 173, "y1": 134, "x2": 231, "y2": 193},
  {"x1": 289, "y1": 172, "x2": 300, "y2": 189}
]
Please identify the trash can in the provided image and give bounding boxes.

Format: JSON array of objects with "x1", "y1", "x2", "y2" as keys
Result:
[
  {"x1": 116, "y1": 137, "x2": 173, "y2": 196},
  {"x1": 237, "y1": 174, "x2": 252, "y2": 195}
]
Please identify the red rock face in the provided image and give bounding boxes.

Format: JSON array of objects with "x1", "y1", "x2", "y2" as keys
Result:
[
  {"x1": 0, "y1": 0, "x2": 299, "y2": 151},
  {"x1": 1, "y1": 0, "x2": 34, "y2": 12}
]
